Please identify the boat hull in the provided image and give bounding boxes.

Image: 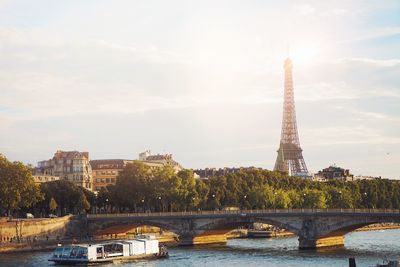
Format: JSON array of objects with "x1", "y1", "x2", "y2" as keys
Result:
[{"x1": 49, "y1": 253, "x2": 167, "y2": 264}]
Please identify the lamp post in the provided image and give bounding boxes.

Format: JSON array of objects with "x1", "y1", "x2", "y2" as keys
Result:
[
  {"x1": 339, "y1": 191, "x2": 342, "y2": 209},
  {"x1": 363, "y1": 192, "x2": 368, "y2": 209},
  {"x1": 141, "y1": 199, "x2": 145, "y2": 213},
  {"x1": 243, "y1": 195, "x2": 247, "y2": 210},
  {"x1": 192, "y1": 197, "x2": 196, "y2": 211},
  {"x1": 158, "y1": 196, "x2": 162, "y2": 212},
  {"x1": 105, "y1": 198, "x2": 109, "y2": 213},
  {"x1": 212, "y1": 194, "x2": 216, "y2": 210},
  {"x1": 274, "y1": 192, "x2": 277, "y2": 211},
  {"x1": 303, "y1": 193, "x2": 306, "y2": 209}
]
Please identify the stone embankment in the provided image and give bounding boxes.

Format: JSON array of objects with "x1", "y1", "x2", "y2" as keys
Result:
[
  {"x1": 0, "y1": 215, "x2": 86, "y2": 253},
  {"x1": 356, "y1": 223, "x2": 400, "y2": 232}
]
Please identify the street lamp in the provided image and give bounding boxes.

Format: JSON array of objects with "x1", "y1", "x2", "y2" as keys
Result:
[
  {"x1": 274, "y1": 192, "x2": 277, "y2": 210},
  {"x1": 105, "y1": 198, "x2": 109, "y2": 213},
  {"x1": 363, "y1": 192, "x2": 368, "y2": 209},
  {"x1": 157, "y1": 196, "x2": 162, "y2": 212},
  {"x1": 141, "y1": 199, "x2": 145, "y2": 213},
  {"x1": 243, "y1": 195, "x2": 247, "y2": 210}
]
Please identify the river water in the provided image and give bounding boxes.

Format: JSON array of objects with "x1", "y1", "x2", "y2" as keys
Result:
[{"x1": 1, "y1": 229, "x2": 400, "y2": 267}]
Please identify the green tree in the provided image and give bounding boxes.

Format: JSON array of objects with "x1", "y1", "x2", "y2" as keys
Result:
[
  {"x1": 303, "y1": 189, "x2": 327, "y2": 208},
  {"x1": 39, "y1": 180, "x2": 86, "y2": 215},
  {"x1": 97, "y1": 187, "x2": 111, "y2": 210},
  {"x1": 77, "y1": 194, "x2": 91, "y2": 213},
  {"x1": 195, "y1": 179, "x2": 209, "y2": 210},
  {"x1": 113, "y1": 161, "x2": 151, "y2": 211},
  {"x1": 287, "y1": 190, "x2": 302, "y2": 208},
  {"x1": 177, "y1": 169, "x2": 199, "y2": 211},
  {"x1": 49, "y1": 197, "x2": 58, "y2": 213},
  {"x1": 275, "y1": 190, "x2": 291, "y2": 209},
  {"x1": 326, "y1": 187, "x2": 353, "y2": 208},
  {"x1": 0, "y1": 155, "x2": 43, "y2": 216},
  {"x1": 248, "y1": 185, "x2": 273, "y2": 209}
]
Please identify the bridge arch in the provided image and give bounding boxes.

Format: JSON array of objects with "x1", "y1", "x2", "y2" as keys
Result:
[
  {"x1": 198, "y1": 216, "x2": 301, "y2": 237},
  {"x1": 88, "y1": 219, "x2": 182, "y2": 239}
]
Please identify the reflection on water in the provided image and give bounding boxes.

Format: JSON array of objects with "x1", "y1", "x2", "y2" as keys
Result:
[{"x1": 1, "y1": 230, "x2": 400, "y2": 267}]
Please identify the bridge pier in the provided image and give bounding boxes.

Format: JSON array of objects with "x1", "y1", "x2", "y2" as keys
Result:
[
  {"x1": 298, "y1": 235, "x2": 344, "y2": 249},
  {"x1": 178, "y1": 230, "x2": 228, "y2": 246}
]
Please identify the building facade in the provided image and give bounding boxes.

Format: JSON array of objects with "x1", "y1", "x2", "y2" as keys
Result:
[
  {"x1": 35, "y1": 150, "x2": 93, "y2": 191},
  {"x1": 32, "y1": 174, "x2": 60, "y2": 184},
  {"x1": 139, "y1": 150, "x2": 183, "y2": 172},
  {"x1": 90, "y1": 159, "x2": 134, "y2": 192},
  {"x1": 314, "y1": 165, "x2": 353, "y2": 182}
]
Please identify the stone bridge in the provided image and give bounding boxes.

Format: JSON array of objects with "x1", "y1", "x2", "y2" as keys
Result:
[{"x1": 86, "y1": 208, "x2": 400, "y2": 249}]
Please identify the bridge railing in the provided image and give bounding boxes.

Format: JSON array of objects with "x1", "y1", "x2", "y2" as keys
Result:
[{"x1": 87, "y1": 208, "x2": 400, "y2": 218}]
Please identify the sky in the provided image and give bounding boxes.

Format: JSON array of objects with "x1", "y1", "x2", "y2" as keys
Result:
[{"x1": 0, "y1": 0, "x2": 399, "y2": 178}]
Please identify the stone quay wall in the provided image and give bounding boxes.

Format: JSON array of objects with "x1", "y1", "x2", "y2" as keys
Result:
[{"x1": 0, "y1": 215, "x2": 84, "y2": 244}]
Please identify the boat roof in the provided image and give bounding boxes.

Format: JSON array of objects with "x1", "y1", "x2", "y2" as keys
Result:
[{"x1": 55, "y1": 238, "x2": 157, "y2": 249}]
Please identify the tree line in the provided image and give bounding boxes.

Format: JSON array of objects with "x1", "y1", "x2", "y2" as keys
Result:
[
  {"x1": 1, "y1": 156, "x2": 400, "y2": 217},
  {"x1": 97, "y1": 161, "x2": 400, "y2": 212}
]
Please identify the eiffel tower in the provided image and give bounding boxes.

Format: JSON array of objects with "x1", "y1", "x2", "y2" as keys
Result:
[{"x1": 274, "y1": 58, "x2": 308, "y2": 176}]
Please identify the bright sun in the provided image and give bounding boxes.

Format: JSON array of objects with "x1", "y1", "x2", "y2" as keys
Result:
[{"x1": 291, "y1": 43, "x2": 319, "y2": 65}]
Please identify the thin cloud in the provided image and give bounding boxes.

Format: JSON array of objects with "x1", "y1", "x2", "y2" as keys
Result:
[
  {"x1": 341, "y1": 26, "x2": 400, "y2": 44},
  {"x1": 303, "y1": 126, "x2": 400, "y2": 147},
  {"x1": 331, "y1": 57, "x2": 400, "y2": 67}
]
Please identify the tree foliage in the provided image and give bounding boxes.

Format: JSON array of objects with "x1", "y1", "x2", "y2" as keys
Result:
[
  {"x1": 104, "y1": 164, "x2": 400, "y2": 212},
  {"x1": 38, "y1": 180, "x2": 92, "y2": 215},
  {"x1": 49, "y1": 197, "x2": 58, "y2": 212},
  {"x1": 0, "y1": 155, "x2": 43, "y2": 215}
]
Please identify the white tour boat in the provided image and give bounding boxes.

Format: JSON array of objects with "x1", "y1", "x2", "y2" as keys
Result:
[{"x1": 49, "y1": 235, "x2": 168, "y2": 264}]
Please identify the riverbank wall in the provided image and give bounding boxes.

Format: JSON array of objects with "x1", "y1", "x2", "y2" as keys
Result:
[{"x1": 0, "y1": 215, "x2": 86, "y2": 253}]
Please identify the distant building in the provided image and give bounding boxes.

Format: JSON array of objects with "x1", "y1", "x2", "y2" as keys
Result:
[
  {"x1": 138, "y1": 150, "x2": 183, "y2": 172},
  {"x1": 314, "y1": 165, "x2": 353, "y2": 182},
  {"x1": 90, "y1": 159, "x2": 134, "y2": 192},
  {"x1": 35, "y1": 150, "x2": 93, "y2": 191},
  {"x1": 349, "y1": 175, "x2": 380, "y2": 182},
  {"x1": 32, "y1": 174, "x2": 60, "y2": 184}
]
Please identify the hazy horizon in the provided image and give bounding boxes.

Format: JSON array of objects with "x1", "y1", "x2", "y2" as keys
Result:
[{"x1": 0, "y1": 1, "x2": 399, "y2": 178}]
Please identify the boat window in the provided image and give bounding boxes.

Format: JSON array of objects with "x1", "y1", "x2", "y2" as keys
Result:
[
  {"x1": 96, "y1": 247, "x2": 103, "y2": 259},
  {"x1": 62, "y1": 247, "x2": 72, "y2": 258},
  {"x1": 70, "y1": 247, "x2": 79, "y2": 258},
  {"x1": 77, "y1": 247, "x2": 87, "y2": 258},
  {"x1": 53, "y1": 247, "x2": 64, "y2": 258},
  {"x1": 104, "y1": 243, "x2": 123, "y2": 255}
]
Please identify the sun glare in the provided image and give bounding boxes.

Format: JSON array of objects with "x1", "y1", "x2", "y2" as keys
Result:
[{"x1": 291, "y1": 43, "x2": 319, "y2": 66}]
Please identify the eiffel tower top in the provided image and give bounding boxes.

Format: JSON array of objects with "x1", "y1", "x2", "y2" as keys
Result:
[{"x1": 284, "y1": 58, "x2": 293, "y2": 69}]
